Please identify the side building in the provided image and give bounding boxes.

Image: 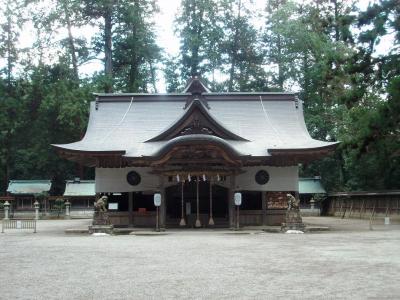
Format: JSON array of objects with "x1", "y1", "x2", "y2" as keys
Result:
[
  {"x1": 6, "y1": 180, "x2": 52, "y2": 215},
  {"x1": 53, "y1": 78, "x2": 337, "y2": 228},
  {"x1": 63, "y1": 179, "x2": 95, "y2": 217}
]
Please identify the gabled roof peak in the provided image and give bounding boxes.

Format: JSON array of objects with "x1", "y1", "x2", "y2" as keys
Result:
[
  {"x1": 183, "y1": 76, "x2": 211, "y2": 94},
  {"x1": 146, "y1": 97, "x2": 248, "y2": 142}
]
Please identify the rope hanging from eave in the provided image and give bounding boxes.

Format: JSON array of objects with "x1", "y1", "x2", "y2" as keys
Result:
[
  {"x1": 259, "y1": 96, "x2": 282, "y2": 145},
  {"x1": 100, "y1": 97, "x2": 134, "y2": 146}
]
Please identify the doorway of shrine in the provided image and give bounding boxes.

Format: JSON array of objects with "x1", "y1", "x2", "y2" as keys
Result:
[{"x1": 165, "y1": 180, "x2": 229, "y2": 227}]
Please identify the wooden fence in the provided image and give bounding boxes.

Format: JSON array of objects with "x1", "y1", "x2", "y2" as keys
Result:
[
  {"x1": 327, "y1": 191, "x2": 400, "y2": 219},
  {"x1": 1, "y1": 219, "x2": 37, "y2": 233}
]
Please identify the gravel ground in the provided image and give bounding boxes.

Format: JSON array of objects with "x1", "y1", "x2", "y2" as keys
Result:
[{"x1": 1, "y1": 217, "x2": 400, "y2": 300}]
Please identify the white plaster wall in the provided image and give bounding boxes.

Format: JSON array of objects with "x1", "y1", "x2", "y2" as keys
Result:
[
  {"x1": 95, "y1": 167, "x2": 159, "y2": 193},
  {"x1": 95, "y1": 166, "x2": 298, "y2": 193},
  {"x1": 235, "y1": 166, "x2": 298, "y2": 191}
]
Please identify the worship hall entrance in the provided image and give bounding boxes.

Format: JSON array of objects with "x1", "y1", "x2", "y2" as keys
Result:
[{"x1": 165, "y1": 179, "x2": 229, "y2": 227}]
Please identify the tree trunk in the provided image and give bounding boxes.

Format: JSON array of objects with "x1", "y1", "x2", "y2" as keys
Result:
[
  {"x1": 149, "y1": 61, "x2": 157, "y2": 93},
  {"x1": 191, "y1": 4, "x2": 204, "y2": 77},
  {"x1": 333, "y1": 0, "x2": 340, "y2": 42},
  {"x1": 228, "y1": 0, "x2": 242, "y2": 92},
  {"x1": 277, "y1": 34, "x2": 284, "y2": 90},
  {"x1": 6, "y1": 12, "x2": 12, "y2": 89},
  {"x1": 104, "y1": 5, "x2": 113, "y2": 92},
  {"x1": 63, "y1": 1, "x2": 79, "y2": 82}
]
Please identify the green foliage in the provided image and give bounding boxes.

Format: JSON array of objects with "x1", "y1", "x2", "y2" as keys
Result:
[
  {"x1": 112, "y1": 0, "x2": 161, "y2": 92},
  {"x1": 54, "y1": 198, "x2": 65, "y2": 217},
  {"x1": 0, "y1": 0, "x2": 398, "y2": 196},
  {"x1": 166, "y1": 0, "x2": 267, "y2": 92}
]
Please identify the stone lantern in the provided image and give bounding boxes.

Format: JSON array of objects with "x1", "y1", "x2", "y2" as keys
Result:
[
  {"x1": 65, "y1": 200, "x2": 71, "y2": 219},
  {"x1": 34, "y1": 200, "x2": 40, "y2": 220},
  {"x1": 3, "y1": 201, "x2": 10, "y2": 220}
]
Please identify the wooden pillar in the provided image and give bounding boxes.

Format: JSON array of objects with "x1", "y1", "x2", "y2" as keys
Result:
[
  {"x1": 179, "y1": 181, "x2": 186, "y2": 226},
  {"x1": 128, "y1": 192, "x2": 133, "y2": 226},
  {"x1": 159, "y1": 176, "x2": 166, "y2": 229},
  {"x1": 229, "y1": 175, "x2": 236, "y2": 228},
  {"x1": 209, "y1": 180, "x2": 214, "y2": 226},
  {"x1": 262, "y1": 192, "x2": 267, "y2": 225},
  {"x1": 195, "y1": 177, "x2": 201, "y2": 228}
]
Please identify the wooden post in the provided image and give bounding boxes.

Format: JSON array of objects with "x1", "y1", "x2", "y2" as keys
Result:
[
  {"x1": 159, "y1": 176, "x2": 166, "y2": 229},
  {"x1": 195, "y1": 177, "x2": 201, "y2": 228},
  {"x1": 156, "y1": 206, "x2": 159, "y2": 232},
  {"x1": 208, "y1": 180, "x2": 214, "y2": 226},
  {"x1": 128, "y1": 192, "x2": 133, "y2": 227},
  {"x1": 179, "y1": 181, "x2": 186, "y2": 226},
  {"x1": 359, "y1": 199, "x2": 365, "y2": 219},
  {"x1": 341, "y1": 204, "x2": 347, "y2": 219},
  {"x1": 236, "y1": 205, "x2": 239, "y2": 230},
  {"x1": 349, "y1": 200, "x2": 353, "y2": 218},
  {"x1": 229, "y1": 175, "x2": 235, "y2": 229},
  {"x1": 369, "y1": 200, "x2": 376, "y2": 230},
  {"x1": 262, "y1": 192, "x2": 267, "y2": 225},
  {"x1": 385, "y1": 197, "x2": 389, "y2": 217}
]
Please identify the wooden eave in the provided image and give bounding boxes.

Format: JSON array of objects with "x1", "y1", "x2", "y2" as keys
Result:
[{"x1": 269, "y1": 143, "x2": 339, "y2": 156}]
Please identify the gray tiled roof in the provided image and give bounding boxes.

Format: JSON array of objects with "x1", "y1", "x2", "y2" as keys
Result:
[
  {"x1": 299, "y1": 178, "x2": 326, "y2": 194},
  {"x1": 7, "y1": 180, "x2": 51, "y2": 195},
  {"x1": 53, "y1": 94, "x2": 337, "y2": 157},
  {"x1": 64, "y1": 180, "x2": 95, "y2": 197}
]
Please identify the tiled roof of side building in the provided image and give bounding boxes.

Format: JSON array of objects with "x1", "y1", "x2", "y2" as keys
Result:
[
  {"x1": 64, "y1": 180, "x2": 95, "y2": 197},
  {"x1": 299, "y1": 178, "x2": 326, "y2": 194},
  {"x1": 7, "y1": 180, "x2": 52, "y2": 195}
]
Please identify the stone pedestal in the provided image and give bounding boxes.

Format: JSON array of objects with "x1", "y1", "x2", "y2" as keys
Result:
[
  {"x1": 281, "y1": 210, "x2": 305, "y2": 231},
  {"x1": 90, "y1": 211, "x2": 113, "y2": 234},
  {"x1": 88, "y1": 224, "x2": 114, "y2": 234}
]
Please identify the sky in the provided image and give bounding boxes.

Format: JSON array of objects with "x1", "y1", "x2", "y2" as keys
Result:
[{"x1": 14, "y1": 0, "x2": 395, "y2": 92}]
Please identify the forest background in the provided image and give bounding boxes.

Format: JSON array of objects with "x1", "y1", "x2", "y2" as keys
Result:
[{"x1": 0, "y1": 0, "x2": 399, "y2": 194}]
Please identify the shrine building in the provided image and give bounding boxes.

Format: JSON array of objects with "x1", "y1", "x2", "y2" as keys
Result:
[{"x1": 53, "y1": 78, "x2": 337, "y2": 228}]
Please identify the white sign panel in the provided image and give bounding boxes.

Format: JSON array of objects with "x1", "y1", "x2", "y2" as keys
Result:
[
  {"x1": 108, "y1": 203, "x2": 118, "y2": 210},
  {"x1": 234, "y1": 193, "x2": 242, "y2": 206},
  {"x1": 16, "y1": 220, "x2": 22, "y2": 229},
  {"x1": 154, "y1": 193, "x2": 161, "y2": 207}
]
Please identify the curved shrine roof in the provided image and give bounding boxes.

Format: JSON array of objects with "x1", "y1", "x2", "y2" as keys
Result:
[{"x1": 53, "y1": 90, "x2": 338, "y2": 159}]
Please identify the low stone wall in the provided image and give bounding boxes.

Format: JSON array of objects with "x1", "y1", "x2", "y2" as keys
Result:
[
  {"x1": 70, "y1": 209, "x2": 94, "y2": 218},
  {"x1": 300, "y1": 208, "x2": 321, "y2": 216}
]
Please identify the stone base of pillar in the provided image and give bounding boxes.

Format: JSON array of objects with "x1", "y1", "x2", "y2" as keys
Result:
[
  {"x1": 208, "y1": 217, "x2": 214, "y2": 226},
  {"x1": 195, "y1": 219, "x2": 201, "y2": 228},
  {"x1": 179, "y1": 218, "x2": 186, "y2": 226}
]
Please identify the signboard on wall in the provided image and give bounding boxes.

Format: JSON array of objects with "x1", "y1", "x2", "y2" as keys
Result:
[
  {"x1": 108, "y1": 203, "x2": 118, "y2": 210},
  {"x1": 154, "y1": 193, "x2": 161, "y2": 207},
  {"x1": 234, "y1": 193, "x2": 242, "y2": 206}
]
